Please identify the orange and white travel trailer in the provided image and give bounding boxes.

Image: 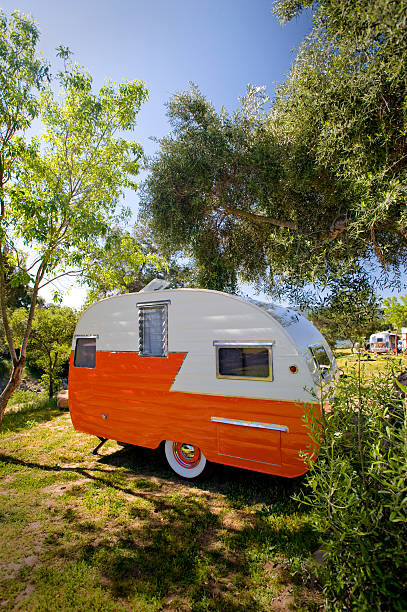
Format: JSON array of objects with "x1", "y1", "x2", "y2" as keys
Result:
[{"x1": 68, "y1": 286, "x2": 336, "y2": 479}]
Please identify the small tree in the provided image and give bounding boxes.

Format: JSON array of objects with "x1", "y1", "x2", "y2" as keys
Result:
[
  {"x1": 0, "y1": 23, "x2": 148, "y2": 423},
  {"x1": 309, "y1": 273, "x2": 383, "y2": 350},
  {"x1": 10, "y1": 306, "x2": 77, "y2": 397},
  {"x1": 383, "y1": 295, "x2": 407, "y2": 346},
  {"x1": 82, "y1": 224, "x2": 195, "y2": 306}
]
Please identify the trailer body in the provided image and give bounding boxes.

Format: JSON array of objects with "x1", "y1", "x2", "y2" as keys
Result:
[
  {"x1": 369, "y1": 331, "x2": 397, "y2": 353},
  {"x1": 69, "y1": 289, "x2": 335, "y2": 478}
]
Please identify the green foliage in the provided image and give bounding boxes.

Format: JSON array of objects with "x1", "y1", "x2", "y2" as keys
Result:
[
  {"x1": 383, "y1": 295, "x2": 407, "y2": 332},
  {"x1": 0, "y1": 10, "x2": 49, "y2": 201},
  {"x1": 299, "y1": 364, "x2": 407, "y2": 609},
  {"x1": 0, "y1": 10, "x2": 149, "y2": 415},
  {"x1": 309, "y1": 271, "x2": 384, "y2": 347},
  {"x1": 0, "y1": 356, "x2": 10, "y2": 376},
  {"x1": 10, "y1": 306, "x2": 77, "y2": 398},
  {"x1": 82, "y1": 224, "x2": 189, "y2": 305},
  {"x1": 0, "y1": 10, "x2": 49, "y2": 369},
  {"x1": 7, "y1": 64, "x2": 148, "y2": 284},
  {"x1": 273, "y1": 0, "x2": 407, "y2": 272},
  {"x1": 1, "y1": 255, "x2": 33, "y2": 310},
  {"x1": 142, "y1": 1, "x2": 407, "y2": 297},
  {"x1": 141, "y1": 84, "x2": 279, "y2": 293}
]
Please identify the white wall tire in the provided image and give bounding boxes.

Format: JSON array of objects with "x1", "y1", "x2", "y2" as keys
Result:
[{"x1": 164, "y1": 440, "x2": 207, "y2": 479}]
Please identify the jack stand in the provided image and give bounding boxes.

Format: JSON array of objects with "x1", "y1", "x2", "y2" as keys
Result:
[{"x1": 92, "y1": 437, "x2": 107, "y2": 455}]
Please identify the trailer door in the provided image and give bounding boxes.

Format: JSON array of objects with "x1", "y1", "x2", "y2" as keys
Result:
[{"x1": 212, "y1": 341, "x2": 283, "y2": 467}]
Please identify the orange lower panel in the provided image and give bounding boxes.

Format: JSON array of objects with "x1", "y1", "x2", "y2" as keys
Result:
[{"x1": 68, "y1": 351, "x2": 318, "y2": 478}]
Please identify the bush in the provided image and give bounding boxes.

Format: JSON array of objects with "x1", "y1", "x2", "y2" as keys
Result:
[
  {"x1": 0, "y1": 356, "x2": 11, "y2": 377},
  {"x1": 7, "y1": 388, "x2": 47, "y2": 409},
  {"x1": 299, "y1": 361, "x2": 407, "y2": 610}
]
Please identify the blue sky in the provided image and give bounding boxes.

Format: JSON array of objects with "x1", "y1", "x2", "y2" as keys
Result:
[{"x1": 3, "y1": 0, "x2": 312, "y2": 164}]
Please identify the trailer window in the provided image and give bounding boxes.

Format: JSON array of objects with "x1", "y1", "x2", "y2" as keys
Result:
[
  {"x1": 215, "y1": 344, "x2": 273, "y2": 380},
  {"x1": 74, "y1": 338, "x2": 96, "y2": 368},
  {"x1": 139, "y1": 305, "x2": 168, "y2": 357},
  {"x1": 309, "y1": 345, "x2": 331, "y2": 379}
]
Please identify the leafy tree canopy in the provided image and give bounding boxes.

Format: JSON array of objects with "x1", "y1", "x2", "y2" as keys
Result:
[
  {"x1": 383, "y1": 294, "x2": 407, "y2": 332},
  {"x1": 142, "y1": 0, "x2": 407, "y2": 299},
  {"x1": 273, "y1": 0, "x2": 407, "y2": 267},
  {"x1": 0, "y1": 10, "x2": 149, "y2": 421},
  {"x1": 10, "y1": 306, "x2": 77, "y2": 398},
  {"x1": 82, "y1": 224, "x2": 191, "y2": 305}
]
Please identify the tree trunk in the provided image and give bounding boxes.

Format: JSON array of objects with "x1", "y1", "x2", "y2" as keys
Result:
[
  {"x1": 0, "y1": 356, "x2": 25, "y2": 425},
  {"x1": 48, "y1": 358, "x2": 54, "y2": 399},
  {"x1": 0, "y1": 259, "x2": 46, "y2": 426}
]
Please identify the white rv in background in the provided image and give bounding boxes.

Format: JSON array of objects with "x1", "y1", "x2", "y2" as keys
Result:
[{"x1": 369, "y1": 331, "x2": 397, "y2": 353}]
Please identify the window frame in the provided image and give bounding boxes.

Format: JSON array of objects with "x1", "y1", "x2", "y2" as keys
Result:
[
  {"x1": 137, "y1": 300, "x2": 169, "y2": 358},
  {"x1": 73, "y1": 335, "x2": 98, "y2": 369},
  {"x1": 309, "y1": 344, "x2": 331, "y2": 380},
  {"x1": 214, "y1": 341, "x2": 274, "y2": 381}
]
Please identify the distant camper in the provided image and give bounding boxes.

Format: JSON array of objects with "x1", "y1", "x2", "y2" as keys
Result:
[
  {"x1": 68, "y1": 287, "x2": 336, "y2": 479},
  {"x1": 369, "y1": 331, "x2": 397, "y2": 353}
]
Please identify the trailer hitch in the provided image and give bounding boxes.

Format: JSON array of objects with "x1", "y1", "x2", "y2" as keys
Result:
[{"x1": 92, "y1": 437, "x2": 107, "y2": 455}]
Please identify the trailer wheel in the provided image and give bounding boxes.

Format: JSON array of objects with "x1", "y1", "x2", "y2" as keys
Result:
[{"x1": 164, "y1": 440, "x2": 207, "y2": 479}]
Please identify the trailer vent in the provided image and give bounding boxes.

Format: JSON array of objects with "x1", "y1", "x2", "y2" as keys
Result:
[{"x1": 139, "y1": 304, "x2": 168, "y2": 357}]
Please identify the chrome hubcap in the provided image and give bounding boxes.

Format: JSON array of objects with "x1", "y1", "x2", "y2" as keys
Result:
[{"x1": 173, "y1": 442, "x2": 201, "y2": 468}]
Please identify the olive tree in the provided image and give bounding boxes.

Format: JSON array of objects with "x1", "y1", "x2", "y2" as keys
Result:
[{"x1": 142, "y1": 0, "x2": 407, "y2": 298}]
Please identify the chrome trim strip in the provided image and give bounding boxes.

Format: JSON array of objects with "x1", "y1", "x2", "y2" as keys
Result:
[
  {"x1": 211, "y1": 416, "x2": 289, "y2": 432},
  {"x1": 136, "y1": 300, "x2": 171, "y2": 307},
  {"x1": 218, "y1": 453, "x2": 281, "y2": 467},
  {"x1": 213, "y1": 341, "x2": 274, "y2": 347},
  {"x1": 73, "y1": 334, "x2": 99, "y2": 338}
]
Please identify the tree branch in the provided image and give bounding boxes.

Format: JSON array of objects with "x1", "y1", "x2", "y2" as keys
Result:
[
  {"x1": 220, "y1": 204, "x2": 297, "y2": 230},
  {"x1": 38, "y1": 269, "x2": 83, "y2": 290},
  {"x1": 20, "y1": 262, "x2": 47, "y2": 358},
  {"x1": 0, "y1": 245, "x2": 17, "y2": 364}
]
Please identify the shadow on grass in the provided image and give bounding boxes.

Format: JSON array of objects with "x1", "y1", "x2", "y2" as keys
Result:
[
  {"x1": 0, "y1": 444, "x2": 318, "y2": 610},
  {"x1": 1, "y1": 398, "x2": 62, "y2": 434},
  {"x1": 0, "y1": 447, "x2": 308, "y2": 516},
  {"x1": 0, "y1": 442, "x2": 308, "y2": 514},
  {"x1": 37, "y1": 497, "x2": 263, "y2": 611},
  {"x1": 77, "y1": 497, "x2": 230, "y2": 603},
  {"x1": 230, "y1": 519, "x2": 318, "y2": 559},
  {"x1": 0, "y1": 452, "x2": 144, "y2": 498},
  {"x1": 100, "y1": 445, "x2": 307, "y2": 512},
  {"x1": 53, "y1": 478, "x2": 289, "y2": 610}
]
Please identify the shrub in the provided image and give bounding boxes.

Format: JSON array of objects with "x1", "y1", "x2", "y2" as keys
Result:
[
  {"x1": 299, "y1": 361, "x2": 407, "y2": 610},
  {"x1": 0, "y1": 356, "x2": 11, "y2": 377}
]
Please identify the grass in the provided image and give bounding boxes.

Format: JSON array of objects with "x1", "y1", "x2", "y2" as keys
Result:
[
  {"x1": 0, "y1": 392, "x2": 322, "y2": 611},
  {"x1": 335, "y1": 348, "x2": 407, "y2": 377}
]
